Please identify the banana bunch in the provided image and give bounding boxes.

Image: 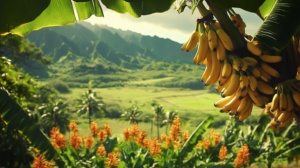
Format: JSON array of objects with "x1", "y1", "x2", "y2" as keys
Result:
[
  {"x1": 228, "y1": 9, "x2": 246, "y2": 37},
  {"x1": 266, "y1": 81, "x2": 300, "y2": 129}
]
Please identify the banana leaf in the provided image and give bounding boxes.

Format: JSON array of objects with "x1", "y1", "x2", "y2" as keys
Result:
[
  {"x1": 6, "y1": 0, "x2": 103, "y2": 36},
  {"x1": 101, "y1": 0, "x2": 175, "y2": 18},
  {"x1": 0, "y1": 88, "x2": 64, "y2": 166},
  {"x1": 253, "y1": 0, "x2": 300, "y2": 51},
  {"x1": 0, "y1": 0, "x2": 50, "y2": 35}
]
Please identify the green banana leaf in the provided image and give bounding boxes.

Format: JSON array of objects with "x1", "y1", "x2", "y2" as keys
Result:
[
  {"x1": 8, "y1": 0, "x2": 103, "y2": 36},
  {"x1": 259, "y1": 0, "x2": 276, "y2": 19},
  {"x1": 101, "y1": 0, "x2": 175, "y2": 18},
  {"x1": 0, "y1": 0, "x2": 50, "y2": 35},
  {"x1": 180, "y1": 116, "x2": 214, "y2": 156},
  {"x1": 0, "y1": 88, "x2": 64, "y2": 166},
  {"x1": 253, "y1": 0, "x2": 300, "y2": 51}
]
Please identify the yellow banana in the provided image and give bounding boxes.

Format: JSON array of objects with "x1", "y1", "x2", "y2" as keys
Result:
[
  {"x1": 257, "y1": 67, "x2": 271, "y2": 82},
  {"x1": 220, "y1": 94, "x2": 241, "y2": 113},
  {"x1": 260, "y1": 62, "x2": 280, "y2": 78},
  {"x1": 201, "y1": 50, "x2": 212, "y2": 82},
  {"x1": 250, "y1": 67, "x2": 261, "y2": 78},
  {"x1": 286, "y1": 93, "x2": 294, "y2": 112},
  {"x1": 205, "y1": 51, "x2": 221, "y2": 86},
  {"x1": 247, "y1": 42, "x2": 263, "y2": 56},
  {"x1": 217, "y1": 38, "x2": 226, "y2": 63},
  {"x1": 214, "y1": 94, "x2": 236, "y2": 108},
  {"x1": 239, "y1": 100, "x2": 253, "y2": 121},
  {"x1": 279, "y1": 87, "x2": 287, "y2": 111},
  {"x1": 208, "y1": 26, "x2": 218, "y2": 52},
  {"x1": 222, "y1": 70, "x2": 240, "y2": 97},
  {"x1": 186, "y1": 30, "x2": 200, "y2": 52},
  {"x1": 280, "y1": 112, "x2": 294, "y2": 127},
  {"x1": 291, "y1": 86, "x2": 300, "y2": 106},
  {"x1": 222, "y1": 59, "x2": 232, "y2": 78},
  {"x1": 259, "y1": 55, "x2": 282, "y2": 63},
  {"x1": 241, "y1": 59, "x2": 248, "y2": 71},
  {"x1": 195, "y1": 23, "x2": 209, "y2": 64},
  {"x1": 243, "y1": 57, "x2": 258, "y2": 66},
  {"x1": 237, "y1": 95, "x2": 250, "y2": 115},
  {"x1": 247, "y1": 73, "x2": 257, "y2": 91},
  {"x1": 274, "y1": 109, "x2": 283, "y2": 120},
  {"x1": 248, "y1": 89, "x2": 264, "y2": 107},
  {"x1": 211, "y1": 23, "x2": 234, "y2": 51},
  {"x1": 257, "y1": 80, "x2": 275, "y2": 95},
  {"x1": 270, "y1": 93, "x2": 279, "y2": 112},
  {"x1": 278, "y1": 111, "x2": 292, "y2": 123},
  {"x1": 239, "y1": 72, "x2": 248, "y2": 91}
]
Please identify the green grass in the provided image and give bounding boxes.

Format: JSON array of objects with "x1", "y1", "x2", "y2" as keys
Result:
[{"x1": 128, "y1": 77, "x2": 174, "y2": 84}]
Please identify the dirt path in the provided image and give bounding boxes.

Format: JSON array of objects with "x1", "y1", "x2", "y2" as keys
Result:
[{"x1": 156, "y1": 92, "x2": 205, "y2": 108}]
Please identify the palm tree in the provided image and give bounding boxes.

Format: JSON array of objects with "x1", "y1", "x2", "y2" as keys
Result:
[
  {"x1": 163, "y1": 110, "x2": 178, "y2": 135},
  {"x1": 38, "y1": 98, "x2": 70, "y2": 136},
  {"x1": 75, "y1": 88, "x2": 104, "y2": 126},
  {"x1": 120, "y1": 105, "x2": 143, "y2": 125},
  {"x1": 152, "y1": 104, "x2": 165, "y2": 140}
]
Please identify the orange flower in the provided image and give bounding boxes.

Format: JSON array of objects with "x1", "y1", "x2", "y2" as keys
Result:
[
  {"x1": 97, "y1": 129, "x2": 108, "y2": 142},
  {"x1": 105, "y1": 152, "x2": 120, "y2": 167},
  {"x1": 182, "y1": 129, "x2": 189, "y2": 144},
  {"x1": 124, "y1": 127, "x2": 130, "y2": 141},
  {"x1": 174, "y1": 140, "x2": 181, "y2": 149},
  {"x1": 202, "y1": 138, "x2": 211, "y2": 150},
  {"x1": 143, "y1": 138, "x2": 149, "y2": 148},
  {"x1": 210, "y1": 128, "x2": 215, "y2": 139},
  {"x1": 137, "y1": 130, "x2": 146, "y2": 145},
  {"x1": 84, "y1": 135, "x2": 94, "y2": 149},
  {"x1": 219, "y1": 146, "x2": 228, "y2": 161},
  {"x1": 196, "y1": 141, "x2": 202, "y2": 149},
  {"x1": 170, "y1": 116, "x2": 180, "y2": 141},
  {"x1": 149, "y1": 138, "x2": 161, "y2": 155},
  {"x1": 234, "y1": 144, "x2": 250, "y2": 168},
  {"x1": 213, "y1": 132, "x2": 221, "y2": 145},
  {"x1": 90, "y1": 121, "x2": 99, "y2": 137},
  {"x1": 49, "y1": 128, "x2": 66, "y2": 149},
  {"x1": 104, "y1": 122, "x2": 112, "y2": 136},
  {"x1": 69, "y1": 120, "x2": 77, "y2": 131},
  {"x1": 69, "y1": 131, "x2": 82, "y2": 150},
  {"x1": 130, "y1": 122, "x2": 139, "y2": 140},
  {"x1": 97, "y1": 144, "x2": 106, "y2": 157},
  {"x1": 32, "y1": 153, "x2": 55, "y2": 168},
  {"x1": 294, "y1": 157, "x2": 297, "y2": 161},
  {"x1": 161, "y1": 133, "x2": 167, "y2": 142}
]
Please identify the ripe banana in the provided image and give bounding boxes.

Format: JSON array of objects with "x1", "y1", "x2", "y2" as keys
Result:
[
  {"x1": 201, "y1": 50, "x2": 212, "y2": 82},
  {"x1": 217, "y1": 38, "x2": 226, "y2": 63},
  {"x1": 259, "y1": 55, "x2": 282, "y2": 63},
  {"x1": 280, "y1": 112, "x2": 294, "y2": 127},
  {"x1": 247, "y1": 72, "x2": 257, "y2": 91},
  {"x1": 248, "y1": 89, "x2": 264, "y2": 107},
  {"x1": 194, "y1": 23, "x2": 209, "y2": 64},
  {"x1": 222, "y1": 70, "x2": 240, "y2": 97},
  {"x1": 211, "y1": 23, "x2": 234, "y2": 51},
  {"x1": 222, "y1": 58, "x2": 232, "y2": 79},
  {"x1": 250, "y1": 67, "x2": 261, "y2": 78},
  {"x1": 239, "y1": 72, "x2": 248, "y2": 92},
  {"x1": 260, "y1": 62, "x2": 280, "y2": 78},
  {"x1": 270, "y1": 93, "x2": 279, "y2": 112},
  {"x1": 257, "y1": 80, "x2": 275, "y2": 95},
  {"x1": 239, "y1": 100, "x2": 253, "y2": 121},
  {"x1": 247, "y1": 42, "x2": 263, "y2": 56},
  {"x1": 205, "y1": 51, "x2": 221, "y2": 86},
  {"x1": 208, "y1": 26, "x2": 218, "y2": 52},
  {"x1": 214, "y1": 93, "x2": 235, "y2": 108},
  {"x1": 185, "y1": 30, "x2": 200, "y2": 52}
]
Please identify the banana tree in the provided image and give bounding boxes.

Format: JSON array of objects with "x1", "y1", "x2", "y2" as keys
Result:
[
  {"x1": 163, "y1": 110, "x2": 178, "y2": 135},
  {"x1": 120, "y1": 105, "x2": 143, "y2": 125},
  {"x1": 152, "y1": 104, "x2": 166, "y2": 140},
  {"x1": 75, "y1": 88, "x2": 104, "y2": 126},
  {"x1": 38, "y1": 98, "x2": 70, "y2": 135}
]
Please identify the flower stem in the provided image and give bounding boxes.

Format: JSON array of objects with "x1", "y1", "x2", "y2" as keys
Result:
[{"x1": 197, "y1": 2, "x2": 211, "y2": 17}]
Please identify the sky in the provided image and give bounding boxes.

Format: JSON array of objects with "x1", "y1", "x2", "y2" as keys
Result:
[{"x1": 84, "y1": 3, "x2": 263, "y2": 44}]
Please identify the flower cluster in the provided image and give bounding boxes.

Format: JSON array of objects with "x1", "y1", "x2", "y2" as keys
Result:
[
  {"x1": 161, "y1": 133, "x2": 167, "y2": 142},
  {"x1": 124, "y1": 127, "x2": 130, "y2": 141},
  {"x1": 130, "y1": 122, "x2": 139, "y2": 141},
  {"x1": 219, "y1": 146, "x2": 228, "y2": 161},
  {"x1": 104, "y1": 122, "x2": 112, "y2": 135},
  {"x1": 149, "y1": 138, "x2": 161, "y2": 155},
  {"x1": 106, "y1": 152, "x2": 120, "y2": 167},
  {"x1": 32, "y1": 152, "x2": 55, "y2": 168},
  {"x1": 84, "y1": 135, "x2": 94, "y2": 149},
  {"x1": 97, "y1": 129, "x2": 108, "y2": 142},
  {"x1": 97, "y1": 144, "x2": 106, "y2": 157},
  {"x1": 182, "y1": 129, "x2": 190, "y2": 144},
  {"x1": 202, "y1": 138, "x2": 211, "y2": 150},
  {"x1": 69, "y1": 124, "x2": 82, "y2": 150},
  {"x1": 210, "y1": 128, "x2": 221, "y2": 145},
  {"x1": 90, "y1": 121, "x2": 99, "y2": 137},
  {"x1": 137, "y1": 130, "x2": 146, "y2": 146},
  {"x1": 234, "y1": 144, "x2": 250, "y2": 168},
  {"x1": 169, "y1": 116, "x2": 180, "y2": 141},
  {"x1": 69, "y1": 120, "x2": 77, "y2": 131},
  {"x1": 174, "y1": 140, "x2": 182, "y2": 149},
  {"x1": 50, "y1": 127, "x2": 66, "y2": 149}
]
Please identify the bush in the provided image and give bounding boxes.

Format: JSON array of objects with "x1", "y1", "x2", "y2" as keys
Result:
[{"x1": 49, "y1": 80, "x2": 70, "y2": 93}]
